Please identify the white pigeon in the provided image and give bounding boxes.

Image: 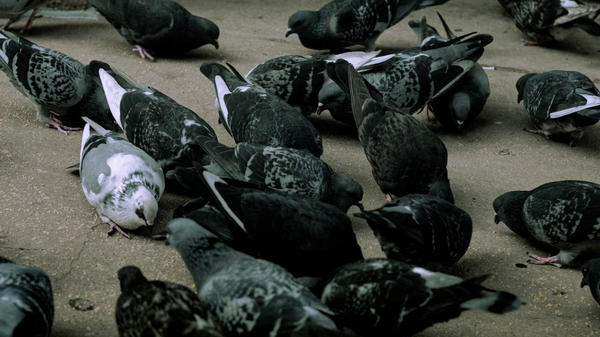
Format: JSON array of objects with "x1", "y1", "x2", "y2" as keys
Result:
[{"x1": 79, "y1": 117, "x2": 165, "y2": 238}]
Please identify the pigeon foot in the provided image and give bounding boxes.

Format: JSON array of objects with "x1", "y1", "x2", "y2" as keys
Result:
[
  {"x1": 107, "y1": 220, "x2": 131, "y2": 239},
  {"x1": 48, "y1": 115, "x2": 81, "y2": 134},
  {"x1": 20, "y1": 13, "x2": 40, "y2": 33},
  {"x1": 386, "y1": 193, "x2": 393, "y2": 202},
  {"x1": 524, "y1": 128, "x2": 545, "y2": 135},
  {"x1": 526, "y1": 252, "x2": 562, "y2": 268},
  {"x1": 133, "y1": 45, "x2": 155, "y2": 61},
  {"x1": 522, "y1": 40, "x2": 543, "y2": 46}
]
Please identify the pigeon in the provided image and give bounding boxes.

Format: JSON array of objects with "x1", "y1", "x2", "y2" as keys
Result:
[
  {"x1": 493, "y1": 180, "x2": 600, "y2": 267},
  {"x1": 318, "y1": 33, "x2": 494, "y2": 123},
  {"x1": 0, "y1": 256, "x2": 54, "y2": 337},
  {"x1": 516, "y1": 70, "x2": 600, "y2": 146},
  {"x1": 286, "y1": 0, "x2": 449, "y2": 52},
  {"x1": 115, "y1": 265, "x2": 223, "y2": 337},
  {"x1": 87, "y1": 0, "x2": 219, "y2": 60},
  {"x1": 0, "y1": 30, "x2": 114, "y2": 134},
  {"x1": 79, "y1": 117, "x2": 165, "y2": 238},
  {"x1": 193, "y1": 136, "x2": 363, "y2": 213},
  {"x1": 245, "y1": 51, "x2": 394, "y2": 118},
  {"x1": 409, "y1": 14, "x2": 491, "y2": 131},
  {"x1": 92, "y1": 61, "x2": 218, "y2": 172},
  {"x1": 0, "y1": 0, "x2": 45, "y2": 32},
  {"x1": 320, "y1": 259, "x2": 522, "y2": 336},
  {"x1": 327, "y1": 59, "x2": 454, "y2": 203},
  {"x1": 177, "y1": 170, "x2": 364, "y2": 277},
  {"x1": 581, "y1": 258, "x2": 600, "y2": 305},
  {"x1": 164, "y1": 217, "x2": 339, "y2": 336},
  {"x1": 506, "y1": 0, "x2": 600, "y2": 45},
  {"x1": 200, "y1": 61, "x2": 323, "y2": 157},
  {"x1": 355, "y1": 194, "x2": 472, "y2": 270}
]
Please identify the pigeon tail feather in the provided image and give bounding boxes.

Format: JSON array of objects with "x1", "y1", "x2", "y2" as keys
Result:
[
  {"x1": 98, "y1": 69, "x2": 127, "y2": 130},
  {"x1": 549, "y1": 94, "x2": 600, "y2": 119},
  {"x1": 199, "y1": 169, "x2": 247, "y2": 232},
  {"x1": 80, "y1": 123, "x2": 91, "y2": 162}
]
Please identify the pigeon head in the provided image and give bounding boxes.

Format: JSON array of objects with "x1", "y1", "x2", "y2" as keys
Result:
[
  {"x1": 318, "y1": 83, "x2": 350, "y2": 118},
  {"x1": 117, "y1": 266, "x2": 148, "y2": 292},
  {"x1": 581, "y1": 258, "x2": 600, "y2": 288},
  {"x1": 192, "y1": 16, "x2": 220, "y2": 49},
  {"x1": 516, "y1": 73, "x2": 537, "y2": 103},
  {"x1": 165, "y1": 218, "x2": 219, "y2": 248},
  {"x1": 428, "y1": 179, "x2": 454, "y2": 204},
  {"x1": 114, "y1": 186, "x2": 159, "y2": 230},
  {"x1": 286, "y1": 10, "x2": 327, "y2": 49},
  {"x1": 492, "y1": 191, "x2": 535, "y2": 241},
  {"x1": 330, "y1": 173, "x2": 364, "y2": 212},
  {"x1": 451, "y1": 92, "x2": 471, "y2": 128}
]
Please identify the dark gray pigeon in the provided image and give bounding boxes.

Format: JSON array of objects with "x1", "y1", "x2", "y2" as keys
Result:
[
  {"x1": 200, "y1": 61, "x2": 323, "y2": 157},
  {"x1": 516, "y1": 70, "x2": 600, "y2": 146},
  {"x1": 246, "y1": 51, "x2": 393, "y2": 118},
  {"x1": 318, "y1": 33, "x2": 494, "y2": 124},
  {"x1": 327, "y1": 59, "x2": 454, "y2": 203},
  {"x1": 493, "y1": 180, "x2": 600, "y2": 267},
  {"x1": 319, "y1": 258, "x2": 522, "y2": 336},
  {"x1": 87, "y1": 0, "x2": 219, "y2": 60},
  {"x1": 115, "y1": 266, "x2": 223, "y2": 337},
  {"x1": 80, "y1": 117, "x2": 165, "y2": 238},
  {"x1": 0, "y1": 30, "x2": 114, "y2": 134},
  {"x1": 286, "y1": 0, "x2": 449, "y2": 52},
  {"x1": 0, "y1": 0, "x2": 45, "y2": 31},
  {"x1": 581, "y1": 258, "x2": 600, "y2": 305},
  {"x1": 355, "y1": 194, "x2": 472, "y2": 270},
  {"x1": 183, "y1": 170, "x2": 364, "y2": 277},
  {"x1": 507, "y1": 0, "x2": 600, "y2": 45},
  {"x1": 409, "y1": 14, "x2": 491, "y2": 131},
  {"x1": 92, "y1": 61, "x2": 218, "y2": 172},
  {"x1": 165, "y1": 217, "x2": 339, "y2": 336},
  {"x1": 195, "y1": 136, "x2": 363, "y2": 213},
  {"x1": 0, "y1": 256, "x2": 54, "y2": 337}
]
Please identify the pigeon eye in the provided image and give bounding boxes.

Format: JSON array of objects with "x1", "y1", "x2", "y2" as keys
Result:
[{"x1": 136, "y1": 209, "x2": 145, "y2": 220}]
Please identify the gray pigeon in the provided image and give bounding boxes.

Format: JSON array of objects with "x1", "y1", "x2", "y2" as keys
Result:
[
  {"x1": 319, "y1": 258, "x2": 522, "y2": 336},
  {"x1": 507, "y1": 0, "x2": 600, "y2": 45},
  {"x1": 0, "y1": 30, "x2": 114, "y2": 133},
  {"x1": 195, "y1": 136, "x2": 363, "y2": 213},
  {"x1": 165, "y1": 218, "x2": 339, "y2": 336},
  {"x1": 327, "y1": 60, "x2": 454, "y2": 203},
  {"x1": 493, "y1": 180, "x2": 600, "y2": 267},
  {"x1": 0, "y1": 256, "x2": 54, "y2": 337},
  {"x1": 318, "y1": 33, "x2": 494, "y2": 123},
  {"x1": 200, "y1": 61, "x2": 323, "y2": 158},
  {"x1": 286, "y1": 0, "x2": 449, "y2": 52},
  {"x1": 246, "y1": 51, "x2": 393, "y2": 118},
  {"x1": 79, "y1": 117, "x2": 165, "y2": 238},
  {"x1": 87, "y1": 0, "x2": 219, "y2": 60},
  {"x1": 409, "y1": 14, "x2": 491, "y2": 131},
  {"x1": 0, "y1": 0, "x2": 45, "y2": 31},
  {"x1": 581, "y1": 258, "x2": 600, "y2": 305},
  {"x1": 355, "y1": 194, "x2": 472, "y2": 270},
  {"x1": 115, "y1": 266, "x2": 223, "y2": 337},
  {"x1": 516, "y1": 70, "x2": 600, "y2": 146},
  {"x1": 92, "y1": 61, "x2": 218, "y2": 171}
]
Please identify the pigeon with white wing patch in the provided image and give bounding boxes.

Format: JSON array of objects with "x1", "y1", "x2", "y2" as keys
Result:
[
  {"x1": 516, "y1": 70, "x2": 600, "y2": 146},
  {"x1": 79, "y1": 117, "x2": 165, "y2": 238}
]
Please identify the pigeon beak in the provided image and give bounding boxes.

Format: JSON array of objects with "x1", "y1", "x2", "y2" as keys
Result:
[
  {"x1": 285, "y1": 28, "x2": 293, "y2": 38},
  {"x1": 357, "y1": 200, "x2": 365, "y2": 212},
  {"x1": 494, "y1": 213, "x2": 500, "y2": 224},
  {"x1": 316, "y1": 102, "x2": 324, "y2": 115},
  {"x1": 212, "y1": 40, "x2": 219, "y2": 49},
  {"x1": 581, "y1": 279, "x2": 588, "y2": 288}
]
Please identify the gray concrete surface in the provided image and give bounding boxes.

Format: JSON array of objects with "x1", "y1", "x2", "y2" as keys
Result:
[{"x1": 1, "y1": 0, "x2": 600, "y2": 336}]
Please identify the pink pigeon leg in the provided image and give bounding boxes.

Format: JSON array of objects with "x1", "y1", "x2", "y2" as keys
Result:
[
  {"x1": 526, "y1": 252, "x2": 562, "y2": 268},
  {"x1": 386, "y1": 193, "x2": 393, "y2": 202},
  {"x1": 20, "y1": 11, "x2": 40, "y2": 33},
  {"x1": 47, "y1": 115, "x2": 81, "y2": 134},
  {"x1": 107, "y1": 220, "x2": 131, "y2": 239},
  {"x1": 132, "y1": 45, "x2": 155, "y2": 61}
]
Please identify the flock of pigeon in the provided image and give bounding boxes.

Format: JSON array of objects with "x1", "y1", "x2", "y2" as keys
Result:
[{"x1": 1, "y1": 0, "x2": 600, "y2": 336}]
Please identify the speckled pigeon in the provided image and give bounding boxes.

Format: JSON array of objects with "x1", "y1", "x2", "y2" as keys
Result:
[
  {"x1": 195, "y1": 136, "x2": 363, "y2": 213},
  {"x1": 286, "y1": 0, "x2": 449, "y2": 52},
  {"x1": 92, "y1": 61, "x2": 217, "y2": 171},
  {"x1": 506, "y1": 0, "x2": 600, "y2": 45},
  {"x1": 581, "y1": 258, "x2": 600, "y2": 305},
  {"x1": 516, "y1": 70, "x2": 600, "y2": 146},
  {"x1": 200, "y1": 61, "x2": 323, "y2": 157},
  {"x1": 115, "y1": 265, "x2": 223, "y2": 337},
  {"x1": 80, "y1": 117, "x2": 165, "y2": 238},
  {"x1": 493, "y1": 180, "x2": 600, "y2": 267},
  {"x1": 408, "y1": 14, "x2": 491, "y2": 131},
  {"x1": 355, "y1": 194, "x2": 472, "y2": 270},
  {"x1": 319, "y1": 258, "x2": 522, "y2": 336},
  {"x1": 246, "y1": 51, "x2": 393, "y2": 118},
  {"x1": 327, "y1": 59, "x2": 454, "y2": 203},
  {"x1": 181, "y1": 170, "x2": 364, "y2": 277},
  {"x1": 165, "y1": 218, "x2": 339, "y2": 336},
  {"x1": 0, "y1": 256, "x2": 54, "y2": 337},
  {"x1": 87, "y1": 0, "x2": 219, "y2": 60},
  {"x1": 0, "y1": 30, "x2": 114, "y2": 133}
]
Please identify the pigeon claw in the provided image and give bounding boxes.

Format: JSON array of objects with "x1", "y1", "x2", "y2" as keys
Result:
[
  {"x1": 526, "y1": 252, "x2": 562, "y2": 268},
  {"x1": 133, "y1": 45, "x2": 155, "y2": 61},
  {"x1": 107, "y1": 220, "x2": 131, "y2": 239},
  {"x1": 48, "y1": 115, "x2": 81, "y2": 134}
]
